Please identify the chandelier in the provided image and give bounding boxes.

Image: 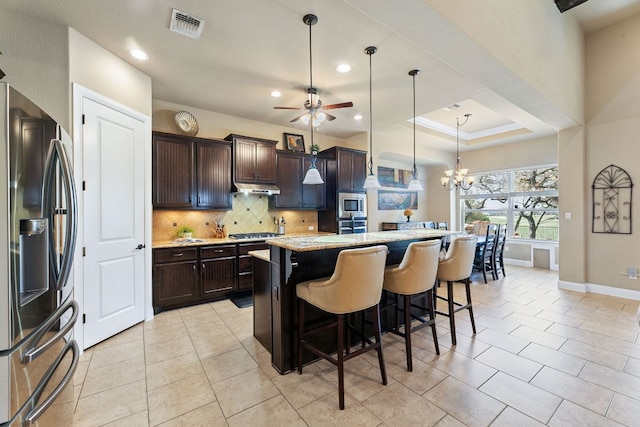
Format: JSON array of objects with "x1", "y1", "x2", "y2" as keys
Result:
[{"x1": 441, "y1": 113, "x2": 474, "y2": 191}]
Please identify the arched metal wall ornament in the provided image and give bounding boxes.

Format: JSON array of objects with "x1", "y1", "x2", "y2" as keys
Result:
[{"x1": 592, "y1": 164, "x2": 633, "y2": 234}]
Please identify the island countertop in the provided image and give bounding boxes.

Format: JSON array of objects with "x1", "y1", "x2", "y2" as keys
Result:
[{"x1": 265, "y1": 229, "x2": 459, "y2": 252}]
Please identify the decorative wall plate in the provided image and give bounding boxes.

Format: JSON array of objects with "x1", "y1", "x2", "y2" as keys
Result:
[{"x1": 174, "y1": 110, "x2": 199, "y2": 136}]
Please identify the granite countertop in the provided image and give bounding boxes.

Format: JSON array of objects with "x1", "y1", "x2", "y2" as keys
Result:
[
  {"x1": 248, "y1": 249, "x2": 270, "y2": 262},
  {"x1": 152, "y1": 232, "x2": 333, "y2": 249},
  {"x1": 266, "y1": 229, "x2": 459, "y2": 252}
]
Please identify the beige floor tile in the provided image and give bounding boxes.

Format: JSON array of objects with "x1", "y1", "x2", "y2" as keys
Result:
[
  {"x1": 433, "y1": 414, "x2": 467, "y2": 427},
  {"x1": 429, "y1": 351, "x2": 497, "y2": 388},
  {"x1": 143, "y1": 322, "x2": 188, "y2": 346},
  {"x1": 579, "y1": 319, "x2": 639, "y2": 342},
  {"x1": 240, "y1": 335, "x2": 268, "y2": 356},
  {"x1": 474, "y1": 328, "x2": 529, "y2": 353},
  {"x1": 436, "y1": 332, "x2": 491, "y2": 359},
  {"x1": 143, "y1": 310, "x2": 183, "y2": 331},
  {"x1": 102, "y1": 410, "x2": 149, "y2": 426},
  {"x1": 227, "y1": 395, "x2": 306, "y2": 427},
  {"x1": 297, "y1": 391, "x2": 382, "y2": 426},
  {"x1": 607, "y1": 392, "x2": 640, "y2": 426},
  {"x1": 479, "y1": 372, "x2": 562, "y2": 423},
  {"x1": 475, "y1": 347, "x2": 542, "y2": 382},
  {"x1": 579, "y1": 362, "x2": 640, "y2": 397},
  {"x1": 531, "y1": 366, "x2": 614, "y2": 415},
  {"x1": 559, "y1": 339, "x2": 627, "y2": 370},
  {"x1": 95, "y1": 324, "x2": 144, "y2": 350},
  {"x1": 317, "y1": 357, "x2": 396, "y2": 403},
  {"x1": 253, "y1": 349, "x2": 282, "y2": 379},
  {"x1": 74, "y1": 359, "x2": 90, "y2": 386},
  {"x1": 79, "y1": 346, "x2": 94, "y2": 362},
  {"x1": 489, "y1": 407, "x2": 545, "y2": 427},
  {"x1": 89, "y1": 339, "x2": 145, "y2": 369},
  {"x1": 192, "y1": 333, "x2": 243, "y2": 360},
  {"x1": 535, "y1": 310, "x2": 584, "y2": 327},
  {"x1": 473, "y1": 305, "x2": 514, "y2": 319},
  {"x1": 73, "y1": 379, "x2": 147, "y2": 427},
  {"x1": 500, "y1": 301, "x2": 543, "y2": 317},
  {"x1": 146, "y1": 351, "x2": 204, "y2": 390},
  {"x1": 623, "y1": 356, "x2": 640, "y2": 377},
  {"x1": 475, "y1": 314, "x2": 521, "y2": 334},
  {"x1": 423, "y1": 376, "x2": 505, "y2": 426},
  {"x1": 212, "y1": 368, "x2": 280, "y2": 418},
  {"x1": 518, "y1": 342, "x2": 586, "y2": 376},
  {"x1": 201, "y1": 347, "x2": 258, "y2": 384},
  {"x1": 363, "y1": 382, "x2": 446, "y2": 426},
  {"x1": 145, "y1": 335, "x2": 196, "y2": 365},
  {"x1": 548, "y1": 400, "x2": 623, "y2": 427},
  {"x1": 510, "y1": 325, "x2": 567, "y2": 350},
  {"x1": 147, "y1": 374, "x2": 216, "y2": 426},
  {"x1": 158, "y1": 402, "x2": 227, "y2": 427},
  {"x1": 271, "y1": 369, "x2": 335, "y2": 409},
  {"x1": 81, "y1": 356, "x2": 146, "y2": 397},
  {"x1": 386, "y1": 356, "x2": 448, "y2": 395},
  {"x1": 504, "y1": 312, "x2": 552, "y2": 330}
]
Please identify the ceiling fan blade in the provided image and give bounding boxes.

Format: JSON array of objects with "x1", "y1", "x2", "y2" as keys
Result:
[
  {"x1": 274, "y1": 106, "x2": 303, "y2": 110},
  {"x1": 289, "y1": 113, "x2": 307, "y2": 123},
  {"x1": 323, "y1": 102, "x2": 353, "y2": 110},
  {"x1": 325, "y1": 113, "x2": 337, "y2": 121}
]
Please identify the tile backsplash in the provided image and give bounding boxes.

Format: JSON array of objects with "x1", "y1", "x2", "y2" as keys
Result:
[{"x1": 152, "y1": 194, "x2": 319, "y2": 241}]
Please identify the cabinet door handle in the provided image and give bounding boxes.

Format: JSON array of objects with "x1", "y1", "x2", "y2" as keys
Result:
[
  {"x1": 192, "y1": 264, "x2": 196, "y2": 273},
  {"x1": 189, "y1": 195, "x2": 192, "y2": 203},
  {"x1": 202, "y1": 263, "x2": 205, "y2": 271},
  {"x1": 173, "y1": 253, "x2": 184, "y2": 257},
  {"x1": 214, "y1": 249, "x2": 224, "y2": 253},
  {"x1": 198, "y1": 196, "x2": 201, "y2": 204}
]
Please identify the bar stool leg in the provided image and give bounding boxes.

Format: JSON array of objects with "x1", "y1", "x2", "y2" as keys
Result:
[
  {"x1": 371, "y1": 304, "x2": 387, "y2": 385},
  {"x1": 297, "y1": 298, "x2": 305, "y2": 374},
  {"x1": 403, "y1": 295, "x2": 413, "y2": 372},
  {"x1": 447, "y1": 281, "x2": 457, "y2": 345},
  {"x1": 426, "y1": 288, "x2": 440, "y2": 355},
  {"x1": 337, "y1": 314, "x2": 345, "y2": 410},
  {"x1": 465, "y1": 278, "x2": 477, "y2": 334}
]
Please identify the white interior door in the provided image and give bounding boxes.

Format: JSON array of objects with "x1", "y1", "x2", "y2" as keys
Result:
[{"x1": 82, "y1": 97, "x2": 145, "y2": 348}]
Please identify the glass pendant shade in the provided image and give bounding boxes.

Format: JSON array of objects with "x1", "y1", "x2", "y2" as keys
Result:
[
  {"x1": 363, "y1": 174, "x2": 381, "y2": 189},
  {"x1": 407, "y1": 178, "x2": 423, "y2": 191},
  {"x1": 303, "y1": 166, "x2": 324, "y2": 184}
]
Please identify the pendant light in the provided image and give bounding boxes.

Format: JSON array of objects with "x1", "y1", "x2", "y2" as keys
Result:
[
  {"x1": 441, "y1": 113, "x2": 474, "y2": 190},
  {"x1": 406, "y1": 70, "x2": 423, "y2": 192},
  {"x1": 302, "y1": 14, "x2": 324, "y2": 185},
  {"x1": 363, "y1": 46, "x2": 381, "y2": 190}
]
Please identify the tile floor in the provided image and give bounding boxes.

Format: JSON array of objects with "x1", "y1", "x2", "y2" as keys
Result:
[{"x1": 69, "y1": 266, "x2": 640, "y2": 426}]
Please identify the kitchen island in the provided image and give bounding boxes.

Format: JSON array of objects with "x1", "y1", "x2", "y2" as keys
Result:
[{"x1": 262, "y1": 229, "x2": 457, "y2": 374}]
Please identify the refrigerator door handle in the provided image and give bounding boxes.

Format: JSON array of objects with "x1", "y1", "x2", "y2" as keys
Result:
[
  {"x1": 42, "y1": 139, "x2": 78, "y2": 290},
  {"x1": 21, "y1": 299, "x2": 78, "y2": 364},
  {"x1": 23, "y1": 339, "x2": 79, "y2": 426}
]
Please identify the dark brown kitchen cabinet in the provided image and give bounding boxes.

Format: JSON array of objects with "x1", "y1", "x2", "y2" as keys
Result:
[
  {"x1": 336, "y1": 148, "x2": 367, "y2": 192},
  {"x1": 153, "y1": 248, "x2": 198, "y2": 311},
  {"x1": 271, "y1": 150, "x2": 326, "y2": 210},
  {"x1": 200, "y1": 245, "x2": 236, "y2": 296},
  {"x1": 225, "y1": 134, "x2": 277, "y2": 184},
  {"x1": 238, "y1": 242, "x2": 269, "y2": 291},
  {"x1": 153, "y1": 132, "x2": 232, "y2": 209}
]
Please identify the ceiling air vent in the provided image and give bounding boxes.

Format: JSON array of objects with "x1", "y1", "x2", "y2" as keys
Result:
[
  {"x1": 443, "y1": 103, "x2": 461, "y2": 112},
  {"x1": 169, "y1": 9, "x2": 205, "y2": 39}
]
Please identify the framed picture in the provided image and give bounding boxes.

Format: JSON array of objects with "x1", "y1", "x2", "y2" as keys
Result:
[{"x1": 284, "y1": 133, "x2": 305, "y2": 152}]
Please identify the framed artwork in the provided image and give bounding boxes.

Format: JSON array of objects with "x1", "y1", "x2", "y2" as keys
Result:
[
  {"x1": 284, "y1": 133, "x2": 305, "y2": 152},
  {"x1": 378, "y1": 166, "x2": 414, "y2": 188},
  {"x1": 378, "y1": 190, "x2": 418, "y2": 210}
]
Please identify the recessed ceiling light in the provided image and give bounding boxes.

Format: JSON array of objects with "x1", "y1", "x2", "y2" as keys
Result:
[
  {"x1": 270, "y1": 90, "x2": 282, "y2": 98},
  {"x1": 129, "y1": 49, "x2": 149, "y2": 61},
  {"x1": 336, "y1": 64, "x2": 351, "y2": 73},
  {"x1": 353, "y1": 114, "x2": 363, "y2": 120}
]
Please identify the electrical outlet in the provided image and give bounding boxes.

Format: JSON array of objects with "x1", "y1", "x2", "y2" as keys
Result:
[
  {"x1": 628, "y1": 267, "x2": 638, "y2": 280},
  {"x1": 308, "y1": 226, "x2": 314, "y2": 231}
]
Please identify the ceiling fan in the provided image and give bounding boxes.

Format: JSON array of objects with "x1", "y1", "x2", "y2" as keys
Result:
[{"x1": 274, "y1": 14, "x2": 353, "y2": 126}]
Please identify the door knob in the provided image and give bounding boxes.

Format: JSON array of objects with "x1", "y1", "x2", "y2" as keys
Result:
[{"x1": 135, "y1": 243, "x2": 146, "y2": 250}]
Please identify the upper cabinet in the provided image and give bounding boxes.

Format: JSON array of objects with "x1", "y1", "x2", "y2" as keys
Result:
[
  {"x1": 153, "y1": 132, "x2": 232, "y2": 209},
  {"x1": 320, "y1": 147, "x2": 367, "y2": 193},
  {"x1": 271, "y1": 150, "x2": 326, "y2": 210},
  {"x1": 225, "y1": 134, "x2": 277, "y2": 184}
]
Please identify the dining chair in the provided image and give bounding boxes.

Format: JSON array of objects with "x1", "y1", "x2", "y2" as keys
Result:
[
  {"x1": 473, "y1": 220, "x2": 491, "y2": 237},
  {"x1": 296, "y1": 245, "x2": 388, "y2": 410},
  {"x1": 473, "y1": 223, "x2": 498, "y2": 283},
  {"x1": 424, "y1": 221, "x2": 436, "y2": 229},
  {"x1": 492, "y1": 224, "x2": 507, "y2": 278}
]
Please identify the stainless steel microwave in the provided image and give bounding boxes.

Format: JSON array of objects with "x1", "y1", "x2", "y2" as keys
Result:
[{"x1": 338, "y1": 192, "x2": 367, "y2": 219}]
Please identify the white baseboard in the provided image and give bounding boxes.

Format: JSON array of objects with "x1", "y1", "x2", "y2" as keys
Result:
[
  {"x1": 558, "y1": 280, "x2": 640, "y2": 301},
  {"x1": 504, "y1": 259, "x2": 532, "y2": 268}
]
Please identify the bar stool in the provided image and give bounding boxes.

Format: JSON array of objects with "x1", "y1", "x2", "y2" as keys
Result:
[
  {"x1": 296, "y1": 245, "x2": 388, "y2": 410},
  {"x1": 435, "y1": 236, "x2": 477, "y2": 345},
  {"x1": 382, "y1": 240, "x2": 441, "y2": 371}
]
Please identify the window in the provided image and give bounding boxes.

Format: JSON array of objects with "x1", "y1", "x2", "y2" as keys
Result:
[{"x1": 460, "y1": 166, "x2": 559, "y2": 241}]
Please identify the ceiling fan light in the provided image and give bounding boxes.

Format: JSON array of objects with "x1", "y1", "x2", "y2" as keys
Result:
[
  {"x1": 407, "y1": 178, "x2": 423, "y2": 191},
  {"x1": 316, "y1": 111, "x2": 327, "y2": 122},
  {"x1": 300, "y1": 114, "x2": 310, "y2": 125},
  {"x1": 363, "y1": 174, "x2": 381, "y2": 189},
  {"x1": 303, "y1": 167, "x2": 324, "y2": 184}
]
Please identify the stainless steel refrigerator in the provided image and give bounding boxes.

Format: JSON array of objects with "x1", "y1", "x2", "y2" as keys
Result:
[{"x1": 0, "y1": 84, "x2": 79, "y2": 426}]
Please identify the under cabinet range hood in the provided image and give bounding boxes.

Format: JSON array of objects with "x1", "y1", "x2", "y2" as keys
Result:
[{"x1": 231, "y1": 182, "x2": 281, "y2": 195}]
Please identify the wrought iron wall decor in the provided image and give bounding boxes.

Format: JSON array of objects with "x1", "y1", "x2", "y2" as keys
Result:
[{"x1": 592, "y1": 164, "x2": 633, "y2": 234}]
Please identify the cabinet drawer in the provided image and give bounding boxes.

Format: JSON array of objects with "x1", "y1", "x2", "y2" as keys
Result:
[
  {"x1": 154, "y1": 248, "x2": 198, "y2": 263},
  {"x1": 201, "y1": 245, "x2": 237, "y2": 259},
  {"x1": 238, "y1": 242, "x2": 269, "y2": 255}
]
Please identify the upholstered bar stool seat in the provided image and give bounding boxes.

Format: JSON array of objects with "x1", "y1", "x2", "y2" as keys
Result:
[
  {"x1": 435, "y1": 235, "x2": 478, "y2": 345},
  {"x1": 296, "y1": 245, "x2": 388, "y2": 410},
  {"x1": 383, "y1": 240, "x2": 441, "y2": 371}
]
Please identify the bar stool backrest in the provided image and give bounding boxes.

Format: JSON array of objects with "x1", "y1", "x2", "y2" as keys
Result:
[
  {"x1": 384, "y1": 240, "x2": 441, "y2": 295},
  {"x1": 437, "y1": 236, "x2": 478, "y2": 282}
]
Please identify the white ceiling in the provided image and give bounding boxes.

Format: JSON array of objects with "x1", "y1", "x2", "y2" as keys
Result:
[{"x1": 3, "y1": 0, "x2": 640, "y2": 156}]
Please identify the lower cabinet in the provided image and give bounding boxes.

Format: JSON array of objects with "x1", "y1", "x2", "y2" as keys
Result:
[{"x1": 153, "y1": 242, "x2": 267, "y2": 312}]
